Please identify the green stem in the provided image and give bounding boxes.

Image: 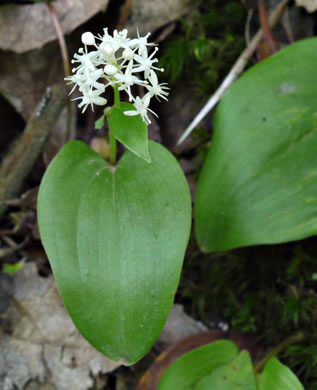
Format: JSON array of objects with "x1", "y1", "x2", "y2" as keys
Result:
[
  {"x1": 114, "y1": 84, "x2": 120, "y2": 108},
  {"x1": 109, "y1": 132, "x2": 117, "y2": 165},
  {"x1": 108, "y1": 85, "x2": 120, "y2": 165},
  {"x1": 254, "y1": 331, "x2": 306, "y2": 373}
]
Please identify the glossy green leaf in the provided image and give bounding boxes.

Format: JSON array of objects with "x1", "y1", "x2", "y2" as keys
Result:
[
  {"x1": 195, "y1": 38, "x2": 317, "y2": 252},
  {"x1": 157, "y1": 340, "x2": 239, "y2": 390},
  {"x1": 195, "y1": 351, "x2": 256, "y2": 390},
  {"x1": 257, "y1": 357, "x2": 305, "y2": 390},
  {"x1": 109, "y1": 102, "x2": 150, "y2": 162},
  {"x1": 37, "y1": 140, "x2": 191, "y2": 365}
]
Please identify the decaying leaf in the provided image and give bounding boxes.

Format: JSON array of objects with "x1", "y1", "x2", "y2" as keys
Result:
[
  {"x1": 159, "y1": 304, "x2": 207, "y2": 347},
  {"x1": 125, "y1": 0, "x2": 193, "y2": 37},
  {"x1": 0, "y1": 46, "x2": 63, "y2": 120},
  {"x1": 0, "y1": 263, "x2": 120, "y2": 390},
  {"x1": 0, "y1": 46, "x2": 74, "y2": 163},
  {"x1": 295, "y1": 0, "x2": 317, "y2": 12},
  {"x1": 0, "y1": 0, "x2": 109, "y2": 53}
]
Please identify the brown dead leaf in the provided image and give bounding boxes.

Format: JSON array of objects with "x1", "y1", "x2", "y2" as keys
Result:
[
  {"x1": 137, "y1": 331, "x2": 259, "y2": 390},
  {"x1": 295, "y1": 0, "x2": 317, "y2": 12},
  {"x1": 0, "y1": 0, "x2": 109, "y2": 53},
  {"x1": 0, "y1": 45, "x2": 75, "y2": 162},
  {"x1": 158, "y1": 304, "x2": 207, "y2": 347},
  {"x1": 0, "y1": 45, "x2": 63, "y2": 120},
  {"x1": 125, "y1": 0, "x2": 193, "y2": 37},
  {"x1": 0, "y1": 263, "x2": 120, "y2": 390}
]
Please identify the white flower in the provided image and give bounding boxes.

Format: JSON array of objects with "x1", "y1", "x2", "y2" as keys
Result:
[
  {"x1": 74, "y1": 89, "x2": 107, "y2": 113},
  {"x1": 99, "y1": 28, "x2": 130, "y2": 53},
  {"x1": 82, "y1": 69, "x2": 105, "y2": 92},
  {"x1": 128, "y1": 31, "x2": 155, "y2": 56},
  {"x1": 146, "y1": 69, "x2": 169, "y2": 101},
  {"x1": 71, "y1": 48, "x2": 99, "y2": 74},
  {"x1": 132, "y1": 47, "x2": 161, "y2": 79},
  {"x1": 66, "y1": 28, "x2": 168, "y2": 123},
  {"x1": 124, "y1": 93, "x2": 157, "y2": 124},
  {"x1": 65, "y1": 72, "x2": 86, "y2": 94},
  {"x1": 122, "y1": 47, "x2": 134, "y2": 61},
  {"x1": 114, "y1": 61, "x2": 146, "y2": 102}
]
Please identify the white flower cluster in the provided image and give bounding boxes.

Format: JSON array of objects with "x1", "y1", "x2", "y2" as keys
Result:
[{"x1": 65, "y1": 29, "x2": 169, "y2": 124}]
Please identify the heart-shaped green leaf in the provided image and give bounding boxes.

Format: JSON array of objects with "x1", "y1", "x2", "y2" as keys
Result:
[
  {"x1": 109, "y1": 102, "x2": 150, "y2": 163},
  {"x1": 157, "y1": 340, "x2": 239, "y2": 390},
  {"x1": 195, "y1": 351, "x2": 256, "y2": 390},
  {"x1": 257, "y1": 358, "x2": 304, "y2": 390},
  {"x1": 195, "y1": 38, "x2": 317, "y2": 252},
  {"x1": 37, "y1": 140, "x2": 191, "y2": 365}
]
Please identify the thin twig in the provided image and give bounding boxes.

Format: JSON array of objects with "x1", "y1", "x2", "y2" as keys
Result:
[
  {"x1": 117, "y1": 0, "x2": 133, "y2": 31},
  {"x1": 46, "y1": 1, "x2": 72, "y2": 143},
  {"x1": 0, "y1": 235, "x2": 29, "y2": 258},
  {"x1": 177, "y1": 0, "x2": 289, "y2": 145},
  {"x1": 254, "y1": 331, "x2": 306, "y2": 373},
  {"x1": 0, "y1": 85, "x2": 66, "y2": 219},
  {"x1": 259, "y1": 0, "x2": 277, "y2": 54},
  {"x1": 245, "y1": 9, "x2": 254, "y2": 45},
  {"x1": 281, "y1": 7, "x2": 295, "y2": 43}
]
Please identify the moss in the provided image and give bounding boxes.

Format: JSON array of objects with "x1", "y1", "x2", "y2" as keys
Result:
[
  {"x1": 158, "y1": 0, "x2": 246, "y2": 97},
  {"x1": 179, "y1": 237, "x2": 317, "y2": 389}
]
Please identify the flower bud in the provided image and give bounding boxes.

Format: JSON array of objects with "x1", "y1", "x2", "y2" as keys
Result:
[
  {"x1": 81, "y1": 32, "x2": 96, "y2": 46},
  {"x1": 102, "y1": 44, "x2": 114, "y2": 57},
  {"x1": 122, "y1": 48, "x2": 134, "y2": 61},
  {"x1": 104, "y1": 64, "x2": 118, "y2": 76}
]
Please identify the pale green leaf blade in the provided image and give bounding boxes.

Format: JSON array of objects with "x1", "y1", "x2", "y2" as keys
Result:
[
  {"x1": 109, "y1": 102, "x2": 150, "y2": 162},
  {"x1": 257, "y1": 357, "x2": 305, "y2": 390},
  {"x1": 157, "y1": 340, "x2": 239, "y2": 390},
  {"x1": 37, "y1": 140, "x2": 191, "y2": 365},
  {"x1": 195, "y1": 351, "x2": 256, "y2": 390},
  {"x1": 195, "y1": 37, "x2": 317, "y2": 252}
]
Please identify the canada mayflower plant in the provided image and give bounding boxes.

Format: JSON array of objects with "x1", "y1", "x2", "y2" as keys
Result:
[
  {"x1": 38, "y1": 27, "x2": 191, "y2": 365},
  {"x1": 65, "y1": 29, "x2": 169, "y2": 124}
]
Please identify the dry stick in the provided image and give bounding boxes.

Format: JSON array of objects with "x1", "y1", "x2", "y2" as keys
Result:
[
  {"x1": 245, "y1": 9, "x2": 254, "y2": 45},
  {"x1": 177, "y1": 0, "x2": 289, "y2": 146},
  {"x1": 46, "y1": 1, "x2": 72, "y2": 143},
  {"x1": 254, "y1": 331, "x2": 306, "y2": 373},
  {"x1": 0, "y1": 85, "x2": 66, "y2": 219},
  {"x1": 0, "y1": 235, "x2": 29, "y2": 258},
  {"x1": 259, "y1": 0, "x2": 277, "y2": 54},
  {"x1": 117, "y1": 0, "x2": 133, "y2": 32},
  {"x1": 281, "y1": 7, "x2": 295, "y2": 43}
]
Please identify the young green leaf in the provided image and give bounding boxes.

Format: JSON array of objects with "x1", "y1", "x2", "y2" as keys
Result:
[
  {"x1": 37, "y1": 140, "x2": 191, "y2": 365},
  {"x1": 257, "y1": 357, "x2": 305, "y2": 390},
  {"x1": 195, "y1": 37, "x2": 317, "y2": 252},
  {"x1": 2, "y1": 261, "x2": 24, "y2": 274},
  {"x1": 195, "y1": 350, "x2": 256, "y2": 390},
  {"x1": 109, "y1": 102, "x2": 150, "y2": 163},
  {"x1": 157, "y1": 340, "x2": 239, "y2": 390}
]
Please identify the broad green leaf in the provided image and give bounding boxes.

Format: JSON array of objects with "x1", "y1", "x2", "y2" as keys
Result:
[
  {"x1": 37, "y1": 140, "x2": 191, "y2": 365},
  {"x1": 195, "y1": 38, "x2": 317, "y2": 252},
  {"x1": 257, "y1": 357, "x2": 304, "y2": 390},
  {"x1": 157, "y1": 340, "x2": 239, "y2": 390},
  {"x1": 109, "y1": 102, "x2": 150, "y2": 163},
  {"x1": 195, "y1": 351, "x2": 256, "y2": 390}
]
